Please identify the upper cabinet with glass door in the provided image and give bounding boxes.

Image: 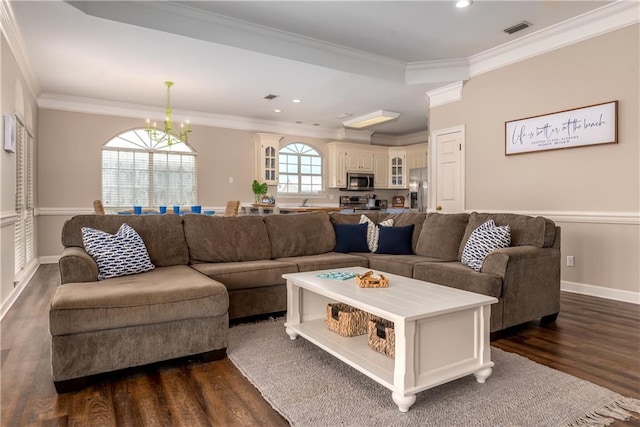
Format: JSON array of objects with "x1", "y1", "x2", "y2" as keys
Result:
[
  {"x1": 388, "y1": 149, "x2": 407, "y2": 188},
  {"x1": 254, "y1": 133, "x2": 284, "y2": 185}
]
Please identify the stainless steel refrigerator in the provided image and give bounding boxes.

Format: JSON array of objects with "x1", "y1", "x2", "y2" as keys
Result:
[{"x1": 409, "y1": 167, "x2": 428, "y2": 212}]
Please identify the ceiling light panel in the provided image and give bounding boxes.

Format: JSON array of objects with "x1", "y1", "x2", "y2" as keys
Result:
[{"x1": 342, "y1": 110, "x2": 400, "y2": 129}]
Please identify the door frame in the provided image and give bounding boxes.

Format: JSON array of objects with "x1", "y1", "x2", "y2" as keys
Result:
[{"x1": 429, "y1": 125, "x2": 466, "y2": 213}]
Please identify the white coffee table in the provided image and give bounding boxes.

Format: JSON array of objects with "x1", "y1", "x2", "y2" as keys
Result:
[{"x1": 283, "y1": 267, "x2": 497, "y2": 412}]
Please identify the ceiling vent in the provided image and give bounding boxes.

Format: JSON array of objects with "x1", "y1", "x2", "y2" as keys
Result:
[
  {"x1": 503, "y1": 21, "x2": 531, "y2": 35},
  {"x1": 263, "y1": 94, "x2": 279, "y2": 100}
]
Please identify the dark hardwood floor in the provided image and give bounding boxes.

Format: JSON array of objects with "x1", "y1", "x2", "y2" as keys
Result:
[{"x1": 1, "y1": 264, "x2": 638, "y2": 426}]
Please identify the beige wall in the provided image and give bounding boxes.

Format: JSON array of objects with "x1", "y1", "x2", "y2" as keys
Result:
[
  {"x1": 36, "y1": 110, "x2": 403, "y2": 257},
  {"x1": 430, "y1": 25, "x2": 640, "y2": 296}
]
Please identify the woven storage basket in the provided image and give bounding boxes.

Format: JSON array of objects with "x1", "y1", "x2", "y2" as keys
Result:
[
  {"x1": 325, "y1": 303, "x2": 370, "y2": 337},
  {"x1": 367, "y1": 318, "x2": 395, "y2": 358},
  {"x1": 355, "y1": 271, "x2": 389, "y2": 288}
]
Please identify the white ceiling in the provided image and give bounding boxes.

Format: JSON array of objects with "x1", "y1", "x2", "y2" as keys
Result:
[{"x1": 10, "y1": 0, "x2": 615, "y2": 138}]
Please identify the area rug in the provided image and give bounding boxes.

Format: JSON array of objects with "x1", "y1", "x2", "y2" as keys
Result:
[{"x1": 228, "y1": 318, "x2": 639, "y2": 427}]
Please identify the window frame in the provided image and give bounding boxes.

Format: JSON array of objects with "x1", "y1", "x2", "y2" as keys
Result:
[{"x1": 276, "y1": 142, "x2": 324, "y2": 196}]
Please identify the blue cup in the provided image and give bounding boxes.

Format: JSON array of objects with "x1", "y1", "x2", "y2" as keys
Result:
[
  {"x1": 133, "y1": 205, "x2": 142, "y2": 215},
  {"x1": 204, "y1": 210, "x2": 215, "y2": 216},
  {"x1": 191, "y1": 205, "x2": 202, "y2": 214},
  {"x1": 159, "y1": 206, "x2": 167, "y2": 214},
  {"x1": 173, "y1": 205, "x2": 180, "y2": 214}
]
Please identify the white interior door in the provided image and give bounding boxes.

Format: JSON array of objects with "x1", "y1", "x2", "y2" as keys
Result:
[{"x1": 431, "y1": 127, "x2": 464, "y2": 213}]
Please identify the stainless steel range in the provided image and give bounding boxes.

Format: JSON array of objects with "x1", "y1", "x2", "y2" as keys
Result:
[
  {"x1": 339, "y1": 195, "x2": 368, "y2": 210},
  {"x1": 339, "y1": 195, "x2": 388, "y2": 211}
]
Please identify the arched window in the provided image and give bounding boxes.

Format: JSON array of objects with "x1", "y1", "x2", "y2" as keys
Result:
[
  {"x1": 277, "y1": 143, "x2": 323, "y2": 194},
  {"x1": 102, "y1": 129, "x2": 197, "y2": 209}
]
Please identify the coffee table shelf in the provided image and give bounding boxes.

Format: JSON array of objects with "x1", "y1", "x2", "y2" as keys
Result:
[
  {"x1": 290, "y1": 319, "x2": 394, "y2": 389},
  {"x1": 284, "y1": 267, "x2": 497, "y2": 412}
]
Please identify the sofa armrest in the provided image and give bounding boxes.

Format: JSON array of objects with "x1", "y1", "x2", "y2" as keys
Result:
[
  {"x1": 482, "y1": 245, "x2": 561, "y2": 329},
  {"x1": 58, "y1": 247, "x2": 99, "y2": 284}
]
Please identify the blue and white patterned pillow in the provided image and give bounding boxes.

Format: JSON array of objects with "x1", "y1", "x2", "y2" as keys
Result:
[
  {"x1": 461, "y1": 220, "x2": 511, "y2": 272},
  {"x1": 81, "y1": 223, "x2": 155, "y2": 280},
  {"x1": 359, "y1": 215, "x2": 394, "y2": 252}
]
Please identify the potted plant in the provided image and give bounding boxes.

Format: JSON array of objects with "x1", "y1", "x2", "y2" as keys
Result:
[{"x1": 252, "y1": 180, "x2": 268, "y2": 204}]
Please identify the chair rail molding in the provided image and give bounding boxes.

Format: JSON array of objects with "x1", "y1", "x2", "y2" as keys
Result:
[{"x1": 0, "y1": 211, "x2": 18, "y2": 227}]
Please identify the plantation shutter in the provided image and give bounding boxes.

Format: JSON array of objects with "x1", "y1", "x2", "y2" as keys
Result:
[
  {"x1": 25, "y1": 130, "x2": 35, "y2": 263},
  {"x1": 14, "y1": 118, "x2": 25, "y2": 274}
]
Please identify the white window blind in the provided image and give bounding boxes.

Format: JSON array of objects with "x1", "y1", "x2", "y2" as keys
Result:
[
  {"x1": 277, "y1": 143, "x2": 323, "y2": 194},
  {"x1": 102, "y1": 129, "x2": 197, "y2": 209}
]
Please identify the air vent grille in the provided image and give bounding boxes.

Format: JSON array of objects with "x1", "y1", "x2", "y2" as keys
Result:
[
  {"x1": 264, "y1": 94, "x2": 279, "y2": 100},
  {"x1": 504, "y1": 21, "x2": 531, "y2": 35}
]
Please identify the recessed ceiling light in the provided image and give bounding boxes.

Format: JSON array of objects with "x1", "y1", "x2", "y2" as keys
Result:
[
  {"x1": 313, "y1": 123, "x2": 320, "y2": 126},
  {"x1": 336, "y1": 113, "x2": 353, "y2": 119},
  {"x1": 292, "y1": 99, "x2": 302, "y2": 103},
  {"x1": 296, "y1": 121, "x2": 303, "y2": 124},
  {"x1": 274, "y1": 109, "x2": 282, "y2": 113},
  {"x1": 456, "y1": 0, "x2": 472, "y2": 8}
]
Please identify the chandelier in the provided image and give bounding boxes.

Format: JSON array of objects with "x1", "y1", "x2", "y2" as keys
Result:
[{"x1": 146, "y1": 81, "x2": 191, "y2": 146}]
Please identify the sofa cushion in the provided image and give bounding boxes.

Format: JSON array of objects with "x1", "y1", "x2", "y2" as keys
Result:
[
  {"x1": 376, "y1": 225, "x2": 415, "y2": 255},
  {"x1": 378, "y1": 212, "x2": 427, "y2": 252},
  {"x1": 276, "y1": 253, "x2": 369, "y2": 272},
  {"x1": 191, "y1": 260, "x2": 298, "y2": 291},
  {"x1": 330, "y1": 212, "x2": 379, "y2": 225},
  {"x1": 50, "y1": 265, "x2": 228, "y2": 335},
  {"x1": 362, "y1": 254, "x2": 448, "y2": 278},
  {"x1": 183, "y1": 214, "x2": 272, "y2": 262},
  {"x1": 458, "y1": 212, "x2": 554, "y2": 260},
  {"x1": 414, "y1": 213, "x2": 469, "y2": 261},
  {"x1": 81, "y1": 223, "x2": 155, "y2": 280},
  {"x1": 62, "y1": 214, "x2": 189, "y2": 267},
  {"x1": 265, "y1": 212, "x2": 335, "y2": 258},
  {"x1": 461, "y1": 220, "x2": 511, "y2": 272},
  {"x1": 333, "y1": 223, "x2": 370, "y2": 253},
  {"x1": 359, "y1": 215, "x2": 393, "y2": 252},
  {"x1": 413, "y1": 261, "x2": 503, "y2": 299}
]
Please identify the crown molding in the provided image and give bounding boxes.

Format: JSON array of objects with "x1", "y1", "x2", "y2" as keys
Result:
[
  {"x1": 0, "y1": 0, "x2": 40, "y2": 101},
  {"x1": 38, "y1": 93, "x2": 342, "y2": 140},
  {"x1": 426, "y1": 81, "x2": 464, "y2": 108},
  {"x1": 405, "y1": 58, "x2": 470, "y2": 85},
  {"x1": 372, "y1": 130, "x2": 429, "y2": 146},
  {"x1": 468, "y1": 1, "x2": 640, "y2": 77},
  {"x1": 70, "y1": 0, "x2": 408, "y2": 84}
]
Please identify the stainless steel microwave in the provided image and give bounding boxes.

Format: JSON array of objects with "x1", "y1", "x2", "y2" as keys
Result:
[{"x1": 343, "y1": 173, "x2": 374, "y2": 191}]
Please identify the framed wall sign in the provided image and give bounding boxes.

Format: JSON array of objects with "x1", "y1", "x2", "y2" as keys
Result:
[
  {"x1": 4, "y1": 115, "x2": 16, "y2": 153},
  {"x1": 505, "y1": 101, "x2": 618, "y2": 155}
]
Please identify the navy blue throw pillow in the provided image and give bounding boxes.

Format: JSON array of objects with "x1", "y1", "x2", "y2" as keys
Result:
[
  {"x1": 333, "y1": 223, "x2": 370, "y2": 253},
  {"x1": 376, "y1": 225, "x2": 415, "y2": 255}
]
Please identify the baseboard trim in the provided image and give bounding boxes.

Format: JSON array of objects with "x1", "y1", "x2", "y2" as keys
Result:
[
  {"x1": 561, "y1": 280, "x2": 639, "y2": 305},
  {"x1": 1, "y1": 260, "x2": 39, "y2": 321}
]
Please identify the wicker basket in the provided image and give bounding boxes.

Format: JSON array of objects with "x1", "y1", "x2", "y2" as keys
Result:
[
  {"x1": 367, "y1": 318, "x2": 395, "y2": 358},
  {"x1": 356, "y1": 271, "x2": 389, "y2": 288},
  {"x1": 325, "y1": 303, "x2": 370, "y2": 337}
]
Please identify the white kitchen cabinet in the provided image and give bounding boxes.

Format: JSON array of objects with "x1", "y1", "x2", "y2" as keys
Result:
[
  {"x1": 373, "y1": 150, "x2": 388, "y2": 189},
  {"x1": 406, "y1": 143, "x2": 428, "y2": 170},
  {"x1": 327, "y1": 143, "x2": 347, "y2": 188},
  {"x1": 388, "y1": 150, "x2": 407, "y2": 188},
  {"x1": 254, "y1": 133, "x2": 283, "y2": 185},
  {"x1": 345, "y1": 150, "x2": 374, "y2": 172}
]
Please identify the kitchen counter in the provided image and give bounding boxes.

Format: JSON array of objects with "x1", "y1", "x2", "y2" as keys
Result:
[{"x1": 278, "y1": 206, "x2": 343, "y2": 213}]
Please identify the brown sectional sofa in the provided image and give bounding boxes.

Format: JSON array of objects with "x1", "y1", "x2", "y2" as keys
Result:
[{"x1": 51, "y1": 210, "x2": 560, "y2": 392}]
